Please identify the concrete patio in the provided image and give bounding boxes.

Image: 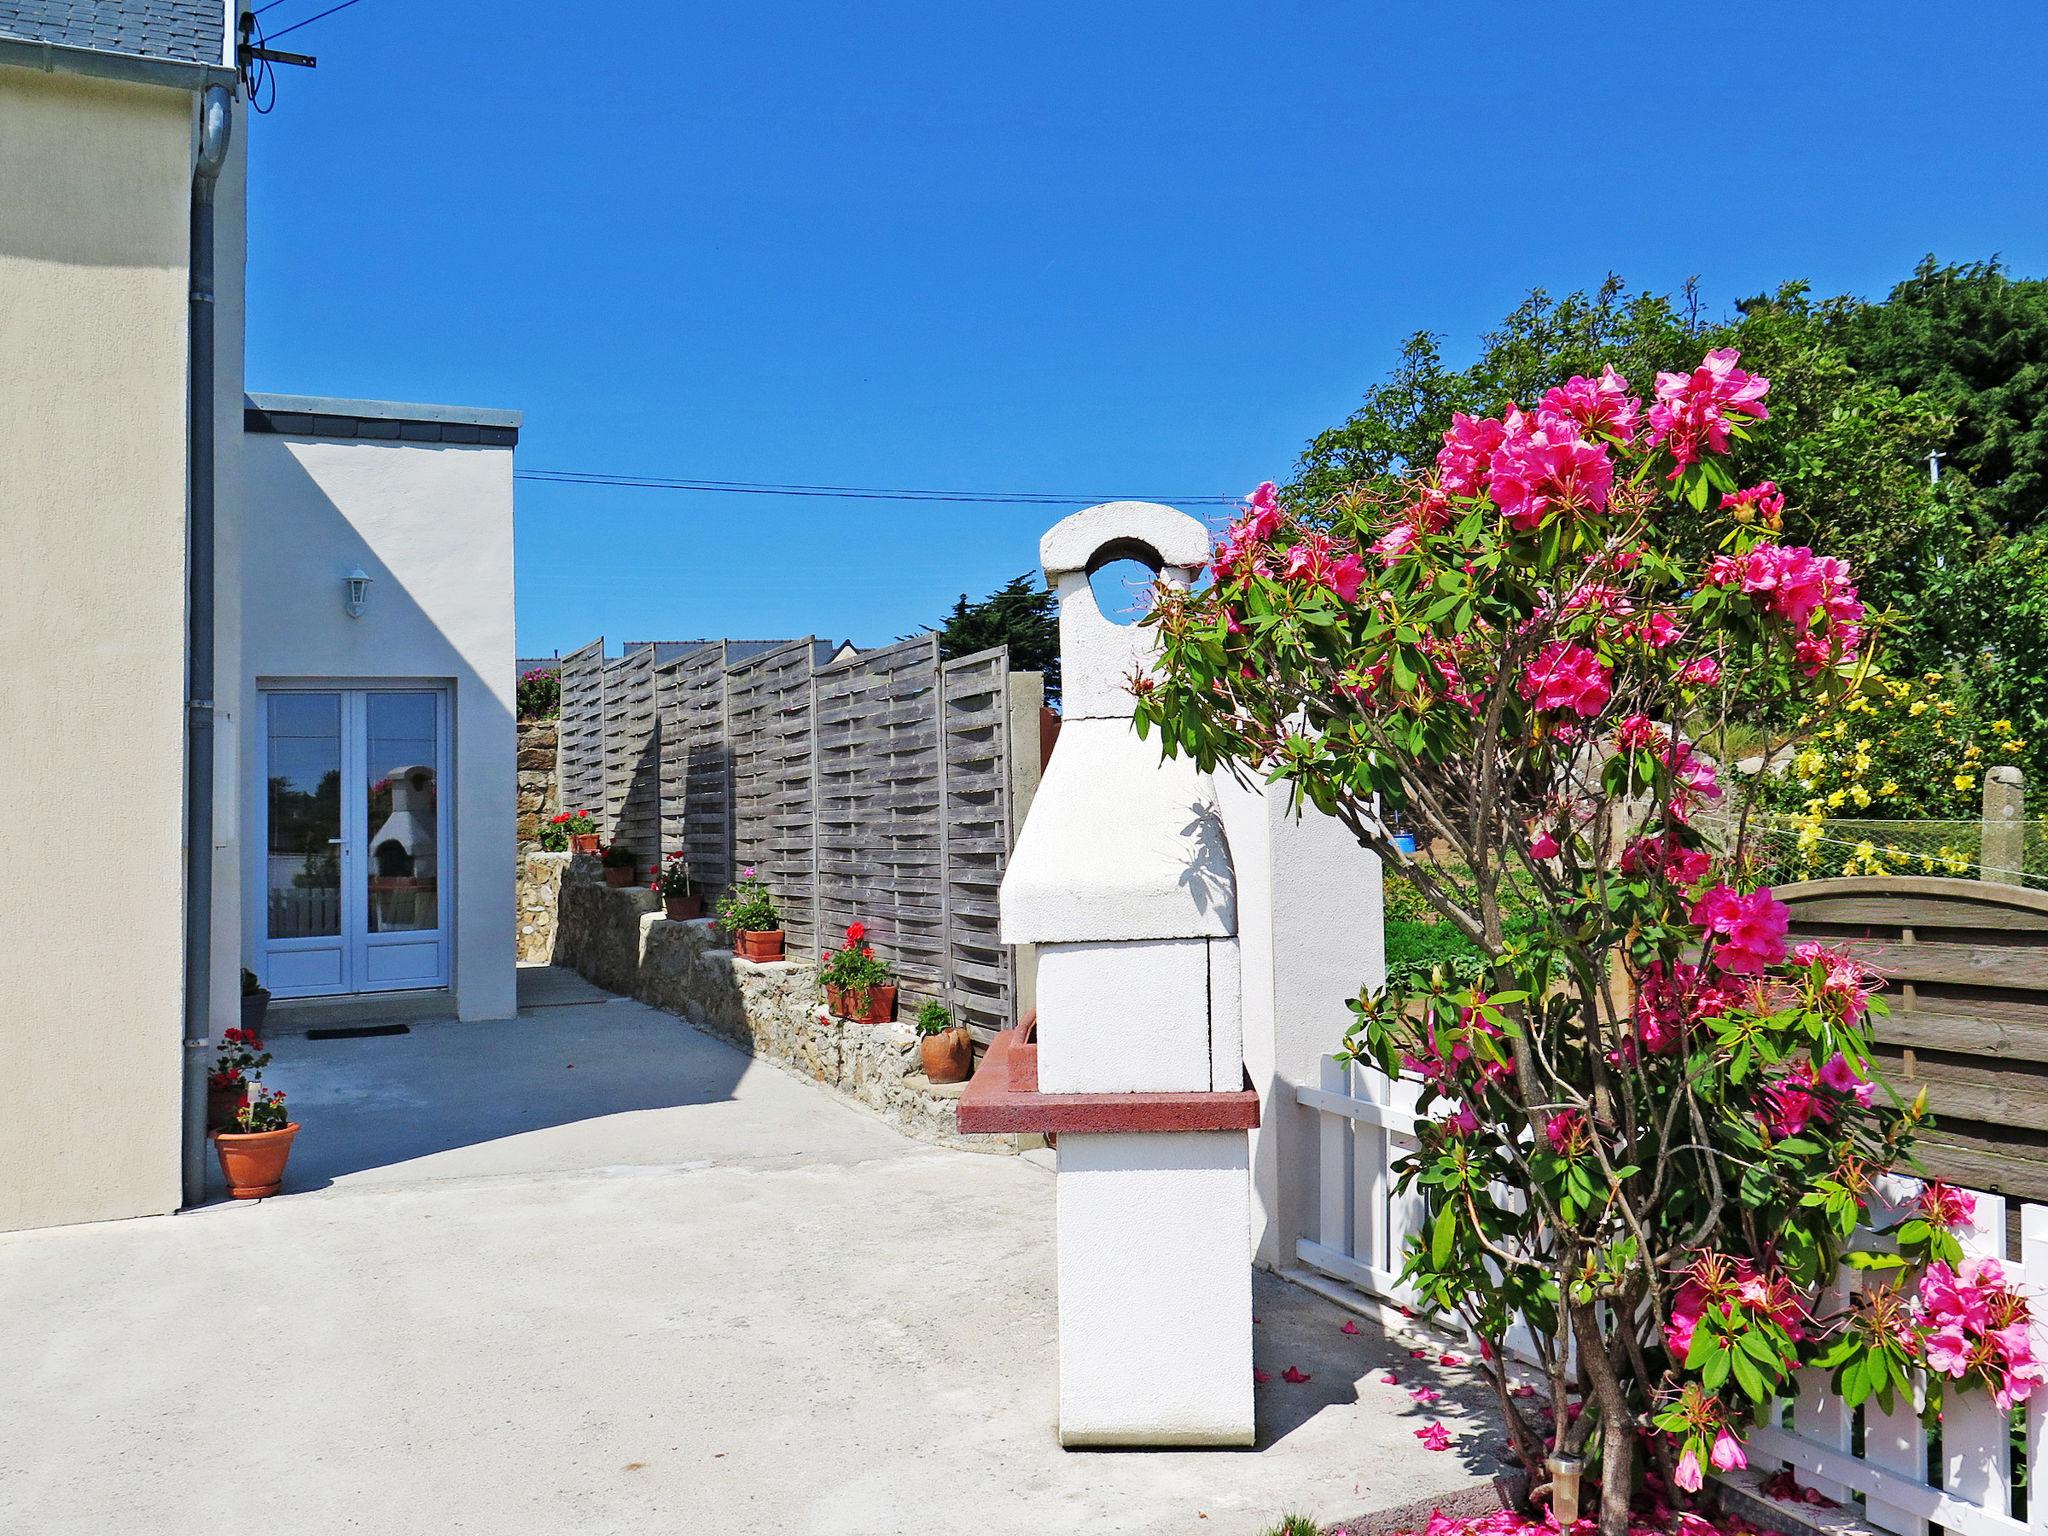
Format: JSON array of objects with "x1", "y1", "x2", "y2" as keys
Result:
[{"x1": 1, "y1": 967, "x2": 1503, "y2": 1535}]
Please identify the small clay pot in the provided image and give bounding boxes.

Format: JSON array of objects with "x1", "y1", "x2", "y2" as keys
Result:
[
  {"x1": 206, "y1": 1079, "x2": 245, "y2": 1134},
  {"x1": 735, "y1": 929, "x2": 785, "y2": 963},
  {"x1": 854, "y1": 983, "x2": 898, "y2": 1025},
  {"x1": 569, "y1": 833, "x2": 600, "y2": 855},
  {"x1": 663, "y1": 893, "x2": 703, "y2": 920},
  {"x1": 240, "y1": 989, "x2": 270, "y2": 1036},
  {"x1": 823, "y1": 981, "x2": 847, "y2": 1017},
  {"x1": 604, "y1": 865, "x2": 635, "y2": 888},
  {"x1": 920, "y1": 1026, "x2": 973, "y2": 1084},
  {"x1": 213, "y1": 1123, "x2": 300, "y2": 1200}
]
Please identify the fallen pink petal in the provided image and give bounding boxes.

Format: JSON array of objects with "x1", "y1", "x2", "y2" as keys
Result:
[
  {"x1": 1414, "y1": 1422, "x2": 1453, "y2": 1451},
  {"x1": 1340, "y1": 1319, "x2": 1361, "y2": 1335},
  {"x1": 1282, "y1": 1366, "x2": 1313, "y2": 1384},
  {"x1": 1409, "y1": 1386, "x2": 1443, "y2": 1403},
  {"x1": 1253, "y1": 1368, "x2": 1272, "y2": 1384},
  {"x1": 1379, "y1": 1372, "x2": 1402, "y2": 1385}
]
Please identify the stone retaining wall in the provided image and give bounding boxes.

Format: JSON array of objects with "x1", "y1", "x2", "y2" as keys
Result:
[
  {"x1": 517, "y1": 851, "x2": 568, "y2": 964},
  {"x1": 516, "y1": 716, "x2": 559, "y2": 857},
  {"x1": 547, "y1": 858, "x2": 1011, "y2": 1153}
]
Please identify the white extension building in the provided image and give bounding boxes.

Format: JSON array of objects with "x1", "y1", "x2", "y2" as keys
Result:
[{"x1": 239, "y1": 394, "x2": 519, "y2": 1023}]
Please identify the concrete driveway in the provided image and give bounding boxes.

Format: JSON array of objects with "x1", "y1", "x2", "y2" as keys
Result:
[{"x1": 2, "y1": 968, "x2": 1500, "y2": 1535}]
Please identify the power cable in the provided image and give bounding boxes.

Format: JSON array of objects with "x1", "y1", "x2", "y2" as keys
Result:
[
  {"x1": 512, "y1": 468, "x2": 1242, "y2": 507},
  {"x1": 263, "y1": 0, "x2": 366, "y2": 43}
]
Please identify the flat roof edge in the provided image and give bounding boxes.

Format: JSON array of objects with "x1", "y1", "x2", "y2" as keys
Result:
[
  {"x1": 246, "y1": 393, "x2": 523, "y2": 431},
  {"x1": 0, "y1": 35, "x2": 236, "y2": 91}
]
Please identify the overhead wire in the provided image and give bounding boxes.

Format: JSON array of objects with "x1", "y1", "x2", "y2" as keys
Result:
[{"x1": 512, "y1": 469, "x2": 1243, "y2": 507}]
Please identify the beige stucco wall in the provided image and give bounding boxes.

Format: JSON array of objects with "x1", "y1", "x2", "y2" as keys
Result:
[{"x1": 0, "y1": 67, "x2": 199, "y2": 1231}]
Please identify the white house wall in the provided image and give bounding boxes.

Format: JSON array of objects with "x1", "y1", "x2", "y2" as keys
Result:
[{"x1": 239, "y1": 431, "x2": 517, "y2": 1022}]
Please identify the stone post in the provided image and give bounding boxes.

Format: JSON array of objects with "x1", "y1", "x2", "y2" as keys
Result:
[
  {"x1": 999, "y1": 502, "x2": 1254, "y2": 1446},
  {"x1": 1984, "y1": 766, "x2": 2025, "y2": 885}
]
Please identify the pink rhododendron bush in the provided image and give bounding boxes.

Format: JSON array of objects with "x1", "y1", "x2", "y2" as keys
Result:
[{"x1": 1134, "y1": 353, "x2": 2044, "y2": 1534}]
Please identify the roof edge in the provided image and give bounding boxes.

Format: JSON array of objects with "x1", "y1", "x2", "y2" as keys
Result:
[
  {"x1": 244, "y1": 393, "x2": 521, "y2": 447},
  {"x1": 247, "y1": 393, "x2": 522, "y2": 429},
  {"x1": 0, "y1": 34, "x2": 236, "y2": 92}
]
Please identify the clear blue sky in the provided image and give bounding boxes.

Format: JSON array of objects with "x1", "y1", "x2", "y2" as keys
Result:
[{"x1": 244, "y1": 2, "x2": 2048, "y2": 659}]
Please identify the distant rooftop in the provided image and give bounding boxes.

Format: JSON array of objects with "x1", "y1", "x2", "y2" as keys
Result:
[{"x1": 0, "y1": 0, "x2": 227, "y2": 70}]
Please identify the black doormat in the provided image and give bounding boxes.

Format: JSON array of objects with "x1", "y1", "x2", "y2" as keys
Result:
[{"x1": 305, "y1": 1023, "x2": 413, "y2": 1040}]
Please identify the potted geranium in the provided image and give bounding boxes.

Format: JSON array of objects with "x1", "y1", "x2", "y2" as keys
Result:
[
  {"x1": 819, "y1": 921, "x2": 897, "y2": 1023},
  {"x1": 240, "y1": 966, "x2": 271, "y2": 1033},
  {"x1": 915, "y1": 999, "x2": 972, "y2": 1083},
  {"x1": 207, "y1": 1024, "x2": 271, "y2": 1133},
  {"x1": 600, "y1": 842, "x2": 637, "y2": 887},
  {"x1": 651, "y1": 851, "x2": 702, "y2": 919},
  {"x1": 213, "y1": 1085, "x2": 298, "y2": 1200},
  {"x1": 552, "y1": 809, "x2": 600, "y2": 855},
  {"x1": 716, "y1": 867, "x2": 784, "y2": 962}
]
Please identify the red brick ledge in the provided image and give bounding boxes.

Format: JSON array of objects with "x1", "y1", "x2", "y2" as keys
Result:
[{"x1": 957, "y1": 1015, "x2": 1261, "y2": 1135}]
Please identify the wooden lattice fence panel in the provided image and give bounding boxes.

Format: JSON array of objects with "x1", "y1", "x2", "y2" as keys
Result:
[
  {"x1": 658, "y1": 642, "x2": 733, "y2": 897},
  {"x1": 557, "y1": 638, "x2": 607, "y2": 830},
  {"x1": 940, "y1": 645, "x2": 1014, "y2": 1041},
  {"x1": 602, "y1": 645, "x2": 661, "y2": 864},
  {"x1": 727, "y1": 639, "x2": 819, "y2": 954},
  {"x1": 816, "y1": 636, "x2": 947, "y2": 1010}
]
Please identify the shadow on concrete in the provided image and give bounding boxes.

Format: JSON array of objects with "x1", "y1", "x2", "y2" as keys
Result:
[
  {"x1": 1250, "y1": 1271, "x2": 1508, "y2": 1464},
  {"x1": 214, "y1": 966, "x2": 751, "y2": 1197}
]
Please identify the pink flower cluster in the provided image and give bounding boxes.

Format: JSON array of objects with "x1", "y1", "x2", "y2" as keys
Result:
[
  {"x1": 1436, "y1": 383, "x2": 1627, "y2": 532},
  {"x1": 1211, "y1": 481, "x2": 1285, "y2": 579},
  {"x1": 1690, "y1": 885, "x2": 1789, "y2": 975},
  {"x1": 1614, "y1": 718, "x2": 1724, "y2": 822},
  {"x1": 1621, "y1": 834, "x2": 1713, "y2": 889},
  {"x1": 1544, "y1": 1108, "x2": 1588, "y2": 1156},
  {"x1": 1720, "y1": 481, "x2": 1786, "y2": 523},
  {"x1": 1761, "y1": 1052, "x2": 1875, "y2": 1138},
  {"x1": 1281, "y1": 531, "x2": 1368, "y2": 603},
  {"x1": 1542, "y1": 364, "x2": 1641, "y2": 444},
  {"x1": 1702, "y1": 542, "x2": 1865, "y2": 675},
  {"x1": 1918, "y1": 1181, "x2": 1978, "y2": 1230},
  {"x1": 1790, "y1": 940, "x2": 1880, "y2": 1024},
  {"x1": 1916, "y1": 1258, "x2": 2048, "y2": 1410},
  {"x1": 1519, "y1": 641, "x2": 1612, "y2": 718},
  {"x1": 1629, "y1": 959, "x2": 1731, "y2": 1057},
  {"x1": 1665, "y1": 1250, "x2": 1810, "y2": 1360},
  {"x1": 1646, "y1": 349, "x2": 1770, "y2": 470}
]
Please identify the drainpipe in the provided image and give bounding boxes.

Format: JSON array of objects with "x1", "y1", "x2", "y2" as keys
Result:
[{"x1": 182, "y1": 83, "x2": 234, "y2": 1208}]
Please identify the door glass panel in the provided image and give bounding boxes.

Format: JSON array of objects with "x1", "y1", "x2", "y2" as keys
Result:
[
  {"x1": 365, "y1": 692, "x2": 439, "y2": 934},
  {"x1": 267, "y1": 693, "x2": 343, "y2": 938}
]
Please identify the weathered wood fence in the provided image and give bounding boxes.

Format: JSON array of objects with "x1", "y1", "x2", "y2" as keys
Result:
[
  {"x1": 556, "y1": 635, "x2": 1031, "y2": 1043},
  {"x1": 1778, "y1": 875, "x2": 2048, "y2": 1205}
]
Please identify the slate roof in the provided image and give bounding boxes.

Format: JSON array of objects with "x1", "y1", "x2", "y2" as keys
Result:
[{"x1": 0, "y1": 0, "x2": 226, "y2": 67}]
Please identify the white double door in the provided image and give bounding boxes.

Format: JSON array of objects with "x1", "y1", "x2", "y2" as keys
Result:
[{"x1": 261, "y1": 686, "x2": 450, "y2": 998}]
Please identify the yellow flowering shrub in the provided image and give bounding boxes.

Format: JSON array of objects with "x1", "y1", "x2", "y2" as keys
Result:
[{"x1": 1749, "y1": 672, "x2": 2029, "y2": 881}]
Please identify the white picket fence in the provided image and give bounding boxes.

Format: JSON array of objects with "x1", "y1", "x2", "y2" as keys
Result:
[{"x1": 1296, "y1": 1067, "x2": 2048, "y2": 1536}]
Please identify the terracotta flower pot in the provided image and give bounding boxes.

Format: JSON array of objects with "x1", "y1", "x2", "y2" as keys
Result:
[
  {"x1": 920, "y1": 1026, "x2": 973, "y2": 1084},
  {"x1": 734, "y1": 929, "x2": 785, "y2": 963},
  {"x1": 663, "y1": 893, "x2": 703, "y2": 920},
  {"x1": 823, "y1": 981, "x2": 848, "y2": 1017},
  {"x1": 213, "y1": 1122, "x2": 300, "y2": 1200},
  {"x1": 853, "y1": 983, "x2": 898, "y2": 1024},
  {"x1": 604, "y1": 865, "x2": 635, "y2": 887},
  {"x1": 206, "y1": 1079, "x2": 245, "y2": 1134},
  {"x1": 569, "y1": 833, "x2": 600, "y2": 855}
]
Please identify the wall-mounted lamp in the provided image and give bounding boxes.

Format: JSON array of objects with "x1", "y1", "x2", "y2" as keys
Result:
[{"x1": 344, "y1": 567, "x2": 373, "y2": 619}]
